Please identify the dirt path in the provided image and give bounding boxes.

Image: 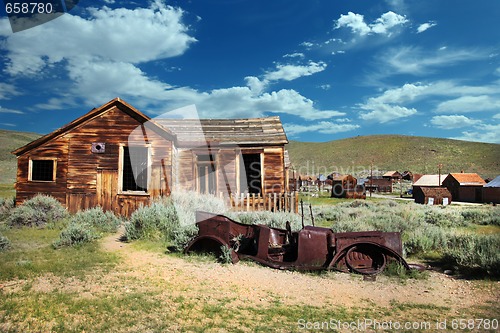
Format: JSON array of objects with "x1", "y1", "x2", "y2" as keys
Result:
[{"x1": 99, "y1": 230, "x2": 499, "y2": 311}]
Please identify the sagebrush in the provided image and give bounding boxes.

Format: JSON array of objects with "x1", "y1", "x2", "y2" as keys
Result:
[
  {"x1": 53, "y1": 207, "x2": 121, "y2": 248},
  {"x1": 8, "y1": 195, "x2": 68, "y2": 228}
]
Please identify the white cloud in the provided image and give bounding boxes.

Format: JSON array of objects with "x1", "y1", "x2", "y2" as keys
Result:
[
  {"x1": 0, "y1": 83, "x2": 21, "y2": 100},
  {"x1": 263, "y1": 61, "x2": 327, "y2": 82},
  {"x1": 284, "y1": 121, "x2": 360, "y2": 136},
  {"x1": 430, "y1": 115, "x2": 481, "y2": 129},
  {"x1": 335, "y1": 12, "x2": 371, "y2": 36},
  {"x1": 452, "y1": 124, "x2": 500, "y2": 143},
  {"x1": 0, "y1": 106, "x2": 23, "y2": 114},
  {"x1": 2, "y1": 2, "x2": 196, "y2": 76},
  {"x1": 417, "y1": 22, "x2": 437, "y2": 33},
  {"x1": 357, "y1": 81, "x2": 500, "y2": 124},
  {"x1": 370, "y1": 11, "x2": 408, "y2": 35},
  {"x1": 494, "y1": 113, "x2": 500, "y2": 119},
  {"x1": 376, "y1": 46, "x2": 489, "y2": 77},
  {"x1": 283, "y1": 53, "x2": 305, "y2": 59},
  {"x1": 0, "y1": 123, "x2": 16, "y2": 127},
  {"x1": 244, "y1": 61, "x2": 327, "y2": 94},
  {"x1": 436, "y1": 95, "x2": 500, "y2": 113},
  {"x1": 335, "y1": 11, "x2": 407, "y2": 36},
  {"x1": 359, "y1": 103, "x2": 417, "y2": 123}
]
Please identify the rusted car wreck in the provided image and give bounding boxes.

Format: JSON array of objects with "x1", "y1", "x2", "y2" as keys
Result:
[{"x1": 185, "y1": 211, "x2": 417, "y2": 275}]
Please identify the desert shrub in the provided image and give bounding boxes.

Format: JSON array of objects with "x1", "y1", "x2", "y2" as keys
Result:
[
  {"x1": 71, "y1": 207, "x2": 121, "y2": 233},
  {"x1": 0, "y1": 197, "x2": 15, "y2": 221},
  {"x1": 403, "y1": 226, "x2": 448, "y2": 256},
  {"x1": 444, "y1": 234, "x2": 500, "y2": 276},
  {"x1": 125, "y1": 191, "x2": 227, "y2": 248},
  {"x1": 424, "y1": 207, "x2": 467, "y2": 228},
  {"x1": 125, "y1": 200, "x2": 179, "y2": 241},
  {"x1": 461, "y1": 207, "x2": 500, "y2": 226},
  {"x1": 170, "y1": 224, "x2": 199, "y2": 252},
  {"x1": 53, "y1": 207, "x2": 121, "y2": 248},
  {"x1": 0, "y1": 233, "x2": 10, "y2": 251},
  {"x1": 170, "y1": 191, "x2": 227, "y2": 226},
  {"x1": 8, "y1": 194, "x2": 68, "y2": 228},
  {"x1": 53, "y1": 222, "x2": 98, "y2": 248},
  {"x1": 228, "y1": 210, "x2": 303, "y2": 231},
  {"x1": 218, "y1": 245, "x2": 233, "y2": 264}
]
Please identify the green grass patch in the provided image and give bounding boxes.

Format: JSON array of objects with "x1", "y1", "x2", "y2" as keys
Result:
[
  {"x1": 1, "y1": 289, "x2": 492, "y2": 333},
  {"x1": 0, "y1": 184, "x2": 14, "y2": 199},
  {"x1": 0, "y1": 227, "x2": 118, "y2": 280}
]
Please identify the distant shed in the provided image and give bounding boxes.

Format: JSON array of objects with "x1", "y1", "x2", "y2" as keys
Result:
[
  {"x1": 331, "y1": 174, "x2": 365, "y2": 199},
  {"x1": 483, "y1": 175, "x2": 500, "y2": 204},
  {"x1": 413, "y1": 187, "x2": 452, "y2": 205},
  {"x1": 383, "y1": 171, "x2": 402, "y2": 181}
]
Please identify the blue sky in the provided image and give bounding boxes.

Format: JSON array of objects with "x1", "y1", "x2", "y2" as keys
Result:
[{"x1": 0, "y1": 0, "x2": 499, "y2": 143}]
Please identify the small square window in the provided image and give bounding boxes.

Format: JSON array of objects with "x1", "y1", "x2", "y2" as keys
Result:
[{"x1": 31, "y1": 160, "x2": 55, "y2": 181}]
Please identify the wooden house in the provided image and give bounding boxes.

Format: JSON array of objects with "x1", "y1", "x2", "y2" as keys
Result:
[
  {"x1": 413, "y1": 187, "x2": 452, "y2": 205},
  {"x1": 365, "y1": 176, "x2": 392, "y2": 193},
  {"x1": 383, "y1": 171, "x2": 402, "y2": 181},
  {"x1": 330, "y1": 174, "x2": 365, "y2": 199},
  {"x1": 442, "y1": 173, "x2": 485, "y2": 203},
  {"x1": 483, "y1": 175, "x2": 500, "y2": 204},
  {"x1": 12, "y1": 98, "x2": 290, "y2": 216}
]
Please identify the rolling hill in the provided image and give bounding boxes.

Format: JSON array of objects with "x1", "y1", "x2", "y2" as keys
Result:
[
  {"x1": 286, "y1": 135, "x2": 500, "y2": 179},
  {"x1": 0, "y1": 129, "x2": 41, "y2": 184},
  {"x1": 1, "y1": 130, "x2": 499, "y2": 184}
]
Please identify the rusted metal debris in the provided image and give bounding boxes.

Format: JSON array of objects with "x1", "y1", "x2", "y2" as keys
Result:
[{"x1": 185, "y1": 211, "x2": 422, "y2": 276}]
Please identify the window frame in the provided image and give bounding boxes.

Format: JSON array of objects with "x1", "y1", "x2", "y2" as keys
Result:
[
  {"x1": 28, "y1": 158, "x2": 57, "y2": 182},
  {"x1": 118, "y1": 144, "x2": 151, "y2": 195}
]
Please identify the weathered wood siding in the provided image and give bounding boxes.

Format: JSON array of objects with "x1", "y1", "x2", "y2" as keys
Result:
[
  {"x1": 15, "y1": 104, "x2": 173, "y2": 215},
  {"x1": 262, "y1": 147, "x2": 285, "y2": 194},
  {"x1": 176, "y1": 149, "x2": 195, "y2": 191},
  {"x1": 218, "y1": 149, "x2": 237, "y2": 195},
  {"x1": 15, "y1": 137, "x2": 69, "y2": 205}
]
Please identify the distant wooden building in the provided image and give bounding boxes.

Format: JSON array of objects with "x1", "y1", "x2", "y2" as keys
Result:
[
  {"x1": 366, "y1": 176, "x2": 392, "y2": 193},
  {"x1": 483, "y1": 175, "x2": 500, "y2": 204},
  {"x1": 413, "y1": 187, "x2": 452, "y2": 205},
  {"x1": 401, "y1": 171, "x2": 413, "y2": 181},
  {"x1": 331, "y1": 174, "x2": 365, "y2": 199},
  {"x1": 383, "y1": 171, "x2": 402, "y2": 181},
  {"x1": 12, "y1": 98, "x2": 290, "y2": 216},
  {"x1": 442, "y1": 173, "x2": 486, "y2": 203}
]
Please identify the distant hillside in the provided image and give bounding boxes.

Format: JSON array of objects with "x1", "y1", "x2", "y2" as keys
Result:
[
  {"x1": 287, "y1": 135, "x2": 500, "y2": 179},
  {"x1": 0, "y1": 129, "x2": 41, "y2": 184},
  {"x1": 1, "y1": 131, "x2": 499, "y2": 184}
]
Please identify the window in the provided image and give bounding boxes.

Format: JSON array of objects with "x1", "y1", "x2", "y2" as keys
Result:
[
  {"x1": 240, "y1": 153, "x2": 262, "y2": 194},
  {"x1": 197, "y1": 154, "x2": 217, "y2": 194},
  {"x1": 29, "y1": 159, "x2": 56, "y2": 182},
  {"x1": 122, "y1": 146, "x2": 149, "y2": 192}
]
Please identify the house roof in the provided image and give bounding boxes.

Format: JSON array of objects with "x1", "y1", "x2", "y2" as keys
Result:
[
  {"x1": 12, "y1": 98, "x2": 174, "y2": 156},
  {"x1": 484, "y1": 175, "x2": 500, "y2": 188},
  {"x1": 420, "y1": 187, "x2": 452, "y2": 197},
  {"x1": 155, "y1": 117, "x2": 288, "y2": 146},
  {"x1": 383, "y1": 171, "x2": 401, "y2": 177},
  {"x1": 446, "y1": 173, "x2": 485, "y2": 186},
  {"x1": 332, "y1": 174, "x2": 355, "y2": 181},
  {"x1": 413, "y1": 174, "x2": 448, "y2": 187},
  {"x1": 12, "y1": 98, "x2": 288, "y2": 156}
]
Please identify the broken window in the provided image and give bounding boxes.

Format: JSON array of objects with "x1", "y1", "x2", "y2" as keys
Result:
[
  {"x1": 122, "y1": 146, "x2": 149, "y2": 192},
  {"x1": 240, "y1": 153, "x2": 262, "y2": 194},
  {"x1": 30, "y1": 159, "x2": 56, "y2": 181}
]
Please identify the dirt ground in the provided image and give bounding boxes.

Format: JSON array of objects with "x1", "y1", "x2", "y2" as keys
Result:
[
  {"x1": 4, "y1": 230, "x2": 499, "y2": 332},
  {"x1": 52, "y1": 232, "x2": 499, "y2": 309}
]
